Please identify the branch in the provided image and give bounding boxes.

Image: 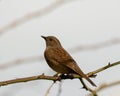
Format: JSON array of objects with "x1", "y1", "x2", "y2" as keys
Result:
[
  {"x1": 0, "y1": 73, "x2": 59, "y2": 86},
  {"x1": 0, "y1": 38, "x2": 120, "y2": 69},
  {"x1": 45, "y1": 80, "x2": 63, "y2": 96},
  {"x1": 86, "y1": 61, "x2": 120, "y2": 77},
  {"x1": 0, "y1": 55, "x2": 43, "y2": 69},
  {"x1": 0, "y1": 61, "x2": 119, "y2": 87},
  {"x1": 44, "y1": 82, "x2": 55, "y2": 96},
  {"x1": 88, "y1": 80, "x2": 120, "y2": 96},
  {"x1": 57, "y1": 81, "x2": 63, "y2": 96},
  {"x1": 0, "y1": 0, "x2": 79, "y2": 36}
]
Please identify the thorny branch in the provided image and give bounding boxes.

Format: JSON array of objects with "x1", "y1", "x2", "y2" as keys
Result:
[
  {"x1": 0, "y1": 61, "x2": 119, "y2": 87},
  {"x1": 0, "y1": 38, "x2": 120, "y2": 69},
  {"x1": 86, "y1": 61, "x2": 120, "y2": 76}
]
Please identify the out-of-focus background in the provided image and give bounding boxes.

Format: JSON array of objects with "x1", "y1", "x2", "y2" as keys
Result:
[{"x1": 0, "y1": 0, "x2": 120, "y2": 96}]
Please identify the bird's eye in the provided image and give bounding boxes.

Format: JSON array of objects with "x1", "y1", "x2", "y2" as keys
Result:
[{"x1": 49, "y1": 38, "x2": 53, "y2": 41}]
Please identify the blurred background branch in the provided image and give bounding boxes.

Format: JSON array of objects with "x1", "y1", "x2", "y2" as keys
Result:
[
  {"x1": 0, "y1": 38, "x2": 120, "y2": 69},
  {"x1": 0, "y1": 0, "x2": 120, "y2": 96},
  {"x1": 70, "y1": 38, "x2": 120, "y2": 53},
  {"x1": 88, "y1": 80, "x2": 120, "y2": 96},
  {"x1": 45, "y1": 82, "x2": 55, "y2": 96},
  {"x1": 56, "y1": 81, "x2": 63, "y2": 96},
  {"x1": 0, "y1": 0, "x2": 79, "y2": 36}
]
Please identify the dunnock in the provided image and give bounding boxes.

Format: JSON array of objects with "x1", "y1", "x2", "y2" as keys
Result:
[{"x1": 41, "y1": 36, "x2": 96, "y2": 87}]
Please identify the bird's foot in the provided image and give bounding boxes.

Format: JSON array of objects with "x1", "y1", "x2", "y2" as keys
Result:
[
  {"x1": 53, "y1": 73, "x2": 62, "y2": 82},
  {"x1": 53, "y1": 73, "x2": 74, "y2": 82},
  {"x1": 60, "y1": 73, "x2": 74, "y2": 79},
  {"x1": 53, "y1": 73, "x2": 59, "y2": 77}
]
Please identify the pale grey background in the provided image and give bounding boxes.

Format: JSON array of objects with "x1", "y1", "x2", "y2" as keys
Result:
[{"x1": 0, "y1": 0, "x2": 120, "y2": 96}]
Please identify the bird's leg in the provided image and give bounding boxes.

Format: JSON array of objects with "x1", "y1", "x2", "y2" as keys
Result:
[
  {"x1": 79, "y1": 78, "x2": 89, "y2": 90},
  {"x1": 53, "y1": 73, "x2": 59, "y2": 77},
  {"x1": 53, "y1": 73, "x2": 62, "y2": 82},
  {"x1": 79, "y1": 78, "x2": 96, "y2": 94}
]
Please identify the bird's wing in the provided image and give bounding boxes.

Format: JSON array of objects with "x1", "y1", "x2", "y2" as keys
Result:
[
  {"x1": 47, "y1": 47, "x2": 96, "y2": 86},
  {"x1": 63, "y1": 59, "x2": 86, "y2": 77},
  {"x1": 53, "y1": 47, "x2": 85, "y2": 76}
]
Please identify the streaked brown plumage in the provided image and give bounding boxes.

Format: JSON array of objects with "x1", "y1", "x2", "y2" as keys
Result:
[{"x1": 41, "y1": 36, "x2": 96, "y2": 87}]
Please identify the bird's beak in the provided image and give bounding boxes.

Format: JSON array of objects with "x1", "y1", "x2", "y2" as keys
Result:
[{"x1": 41, "y1": 36, "x2": 47, "y2": 40}]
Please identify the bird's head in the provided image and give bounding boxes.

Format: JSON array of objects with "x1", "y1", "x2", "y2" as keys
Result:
[{"x1": 41, "y1": 36, "x2": 62, "y2": 47}]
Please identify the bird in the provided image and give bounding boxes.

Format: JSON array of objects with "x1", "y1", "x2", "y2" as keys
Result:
[{"x1": 41, "y1": 35, "x2": 96, "y2": 88}]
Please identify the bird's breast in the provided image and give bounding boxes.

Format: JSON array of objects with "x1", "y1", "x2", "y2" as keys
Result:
[{"x1": 44, "y1": 47, "x2": 75, "y2": 73}]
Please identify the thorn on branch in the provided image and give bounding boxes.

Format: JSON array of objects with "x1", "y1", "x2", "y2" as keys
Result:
[
  {"x1": 108, "y1": 62, "x2": 111, "y2": 66},
  {"x1": 42, "y1": 73, "x2": 45, "y2": 76}
]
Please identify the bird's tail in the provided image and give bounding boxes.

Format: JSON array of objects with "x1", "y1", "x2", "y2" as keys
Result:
[{"x1": 83, "y1": 75, "x2": 96, "y2": 87}]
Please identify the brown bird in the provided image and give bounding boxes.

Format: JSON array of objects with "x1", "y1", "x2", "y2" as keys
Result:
[{"x1": 41, "y1": 36, "x2": 96, "y2": 87}]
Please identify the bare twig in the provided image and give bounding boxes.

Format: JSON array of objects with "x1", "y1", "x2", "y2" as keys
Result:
[
  {"x1": 45, "y1": 79, "x2": 63, "y2": 96},
  {"x1": 44, "y1": 82, "x2": 56, "y2": 96},
  {"x1": 0, "y1": 61, "x2": 119, "y2": 87},
  {"x1": 0, "y1": 73, "x2": 59, "y2": 86},
  {"x1": 57, "y1": 81, "x2": 63, "y2": 96},
  {"x1": 0, "y1": 38, "x2": 120, "y2": 69},
  {"x1": 0, "y1": 0, "x2": 79, "y2": 36},
  {"x1": 86, "y1": 61, "x2": 120, "y2": 77},
  {"x1": 88, "y1": 80, "x2": 120, "y2": 96},
  {"x1": 79, "y1": 78, "x2": 98, "y2": 96},
  {"x1": 97, "y1": 81, "x2": 120, "y2": 92}
]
